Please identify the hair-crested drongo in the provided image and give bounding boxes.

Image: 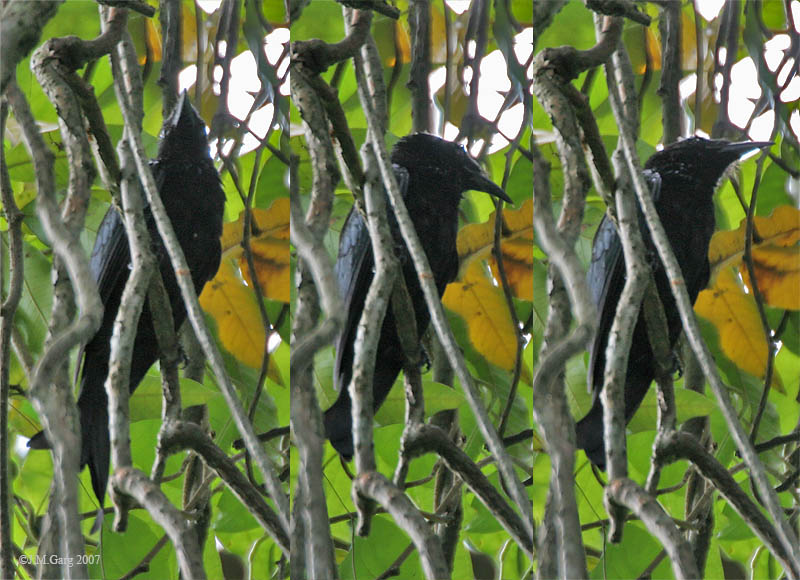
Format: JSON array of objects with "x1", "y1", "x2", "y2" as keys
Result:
[
  {"x1": 324, "y1": 133, "x2": 512, "y2": 458},
  {"x1": 575, "y1": 137, "x2": 772, "y2": 468},
  {"x1": 29, "y1": 92, "x2": 226, "y2": 505}
]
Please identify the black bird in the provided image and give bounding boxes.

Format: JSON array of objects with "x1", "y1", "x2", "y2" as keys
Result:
[
  {"x1": 324, "y1": 133, "x2": 512, "y2": 458},
  {"x1": 575, "y1": 137, "x2": 771, "y2": 468},
  {"x1": 29, "y1": 92, "x2": 226, "y2": 504}
]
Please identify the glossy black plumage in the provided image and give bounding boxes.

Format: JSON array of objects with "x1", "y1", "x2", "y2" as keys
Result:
[
  {"x1": 575, "y1": 137, "x2": 771, "y2": 468},
  {"x1": 324, "y1": 133, "x2": 511, "y2": 458},
  {"x1": 29, "y1": 93, "x2": 225, "y2": 504}
]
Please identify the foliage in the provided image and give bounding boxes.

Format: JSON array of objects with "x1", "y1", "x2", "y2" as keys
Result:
[
  {"x1": 291, "y1": 1, "x2": 532, "y2": 578},
  {"x1": 3, "y1": 1, "x2": 288, "y2": 577},
  {"x1": 534, "y1": 1, "x2": 799, "y2": 578}
]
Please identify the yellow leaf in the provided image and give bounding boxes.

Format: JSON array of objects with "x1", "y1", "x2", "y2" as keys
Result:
[
  {"x1": 437, "y1": 83, "x2": 469, "y2": 127},
  {"x1": 697, "y1": 90, "x2": 720, "y2": 136},
  {"x1": 491, "y1": 199, "x2": 533, "y2": 301},
  {"x1": 139, "y1": 4, "x2": 195, "y2": 64},
  {"x1": 456, "y1": 198, "x2": 533, "y2": 300},
  {"x1": 708, "y1": 205, "x2": 800, "y2": 273},
  {"x1": 625, "y1": 24, "x2": 658, "y2": 75},
  {"x1": 646, "y1": 26, "x2": 661, "y2": 71},
  {"x1": 199, "y1": 259, "x2": 284, "y2": 384},
  {"x1": 396, "y1": 20, "x2": 411, "y2": 64},
  {"x1": 144, "y1": 18, "x2": 161, "y2": 64},
  {"x1": 741, "y1": 245, "x2": 800, "y2": 310},
  {"x1": 243, "y1": 239, "x2": 291, "y2": 303},
  {"x1": 695, "y1": 268, "x2": 768, "y2": 380},
  {"x1": 220, "y1": 198, "x2": 290, "y2": 303},
  {"x1": 442, "y1": 262, "x2": 518, "y2": 372},
  {"x1": 708, "y1": 205, "x2": 800, "y2": 311},
  {"x1": 429, "y1": 3, "x2": 447, "y2": 64},
  {"x1": 181, "y1": 5, "x2": 199, "y2": 62},
  {"x1": 681, "y1": 10, "x2": 698, "y2": 71}
]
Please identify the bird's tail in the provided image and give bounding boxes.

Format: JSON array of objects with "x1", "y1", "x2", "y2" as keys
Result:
[
  {"x1": 26, "y1": 429, "x2": 49, "y2": 450},
  {"x1": 77, "y1": 370, "x2": 110, "y2": 506},
  {"x1": 323, "y1": 394, "x2": 354, "y2": 459},
  {"x1": 575, "y1": 403, "x2": 607, "y2": 469},
  {"x1": 576, "y1": 362, "x2": 656, "y2": 470},
  {"x1": 324, "y1": 359, "x2": 403, "y2": 460},
  {"x1": 26, "y1": 373, "x2": 110, "y2": 506}
]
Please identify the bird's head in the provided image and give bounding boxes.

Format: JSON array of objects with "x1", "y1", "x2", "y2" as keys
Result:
[
  {"x1": 644, "y1": 136, "x2": 772, "y2": 195},
  {"x1": 157, "y1": 91, "x2": 210, "y2": 161},
  {"x1": 390, "y1": 133, "x2": 512, "y2": 204}
]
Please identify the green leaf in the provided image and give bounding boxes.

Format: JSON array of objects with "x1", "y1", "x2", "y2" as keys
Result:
[
  {"x1": 213, "y1": 488, "x2": 259, "y2": 533},
  {"x1": 100, "y1": 514, "x2": 161, "y2": 578},
  {"x1": 627, "y1": 386, "x2": 718, "y2": 432}
]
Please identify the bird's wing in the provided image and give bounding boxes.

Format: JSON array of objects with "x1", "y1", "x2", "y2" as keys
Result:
[
  {"x1": 587, "y1": 171, "x2": 661, "y2": 393},
  {"x1": 333, "y1": 207, "x2": 371, "y2": 392},
  {"x1": 90, "y1": 158, "x2": 174, "y2": 299},
  {"x1": 73, "y1": 205, "x2": 132, "y2": 378},
  {"x1": 91, "y1": 205, "x2": 132, "y2": 304},
  {"x1": 586, "y1": 211, "x2": 623, "y2": 393},
  {"x1": 63, "y1": 200, "x2": 128, "y2": 412},
  {"x1": 88, "y1": 160, "x2": 170, "y2": 319},
  {"x1": 333, "y1": 165, "x2": 409, "y2": 392}
]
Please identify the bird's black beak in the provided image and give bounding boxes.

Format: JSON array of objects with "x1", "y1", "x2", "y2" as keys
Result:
[
  {"x1": 724, "y1": 140, "x2": 773, "y2": 160},
  {"x1": 467, "y1": 169, "x2": 513, "y2": 204},
  {"x1": 165, "y1": 90, "x2": 193, "y2": 131}
]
